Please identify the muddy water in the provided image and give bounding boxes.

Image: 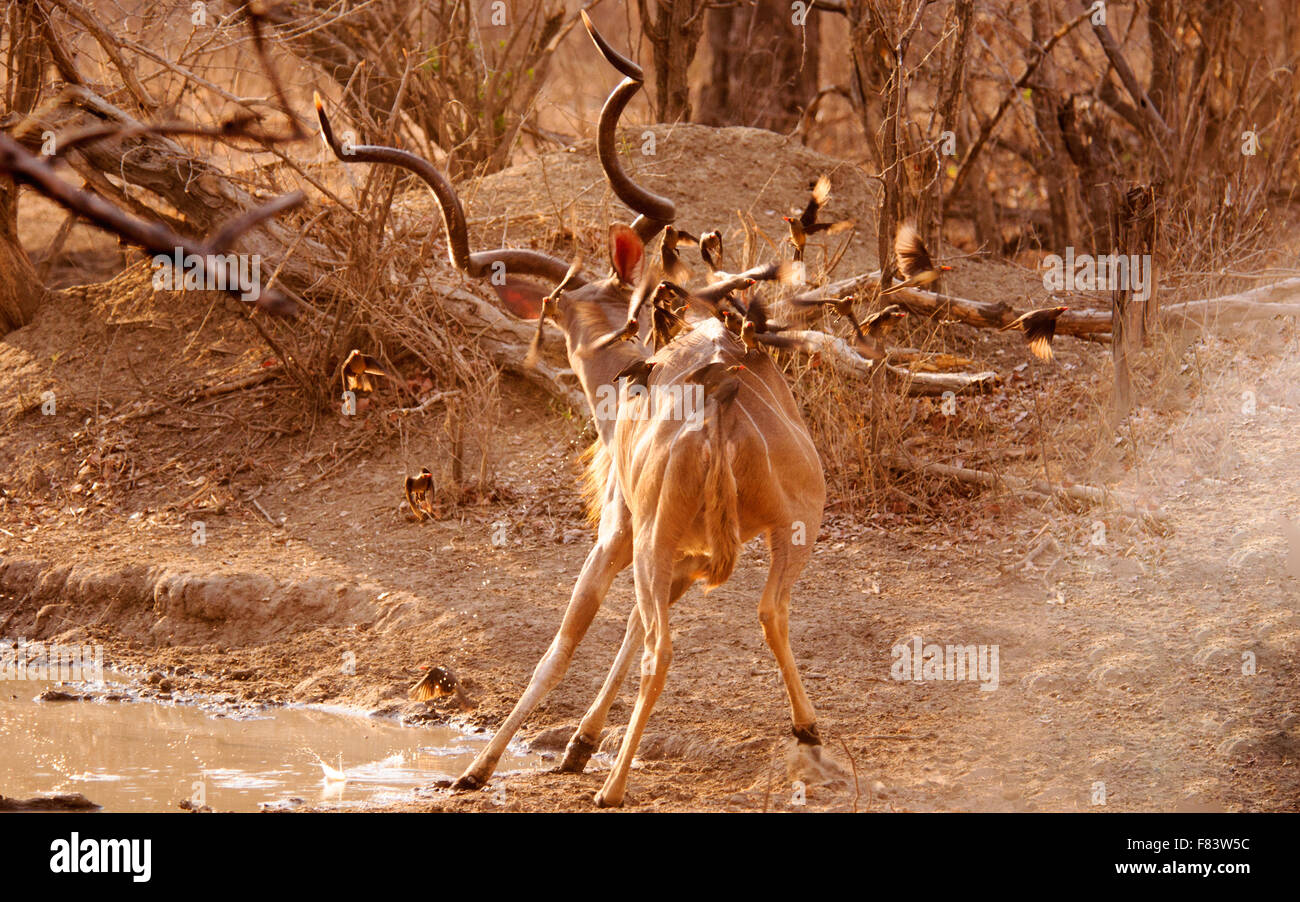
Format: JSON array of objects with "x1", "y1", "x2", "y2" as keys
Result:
[{"x1": 0, "y1": 676, "x2": 536, "y2": 812}]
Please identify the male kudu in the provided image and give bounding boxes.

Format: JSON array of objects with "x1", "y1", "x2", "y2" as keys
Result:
[{"x1": 316, "y1": 13, "x2": 829, "y2": 807}]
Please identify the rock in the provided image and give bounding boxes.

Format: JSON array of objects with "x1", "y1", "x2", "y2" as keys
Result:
[
  {"x1": 1216, "y1": 717, "x2": 1243, "y2": 736},
  {"x1": 1031, "y1": 786, "x2": 1079, "y2": 810},
  {"x1": 32, "y1": 603, "x2": 69, "y2": 635},
  {"x1": 1087, "y1": 664, "x2": 1128, "y2": 689},
  {"x1": 256, "y1": 798, "x2": 303, "y2": 812},
  {"x1": 636, "y1": 734, "x2": 699, "y2": 761},
  {"x1": 1218, "y1": 735, "x2": 1257, "y2": 757},
  {"x1": 598, "y1": 727, "x2": 625, "y2": 756},
  {"x1": 526, "y1": 725, "x2": 574, "y2": 752},
  {"x1": 36, "y1": 688, "x2": 86, "y2": 702},
  {"x1": 0, "y1": 793, "x2": 100, "y2": 811},
  {"x1": 786, "y1": 742, "x2": 850, "y2": 787},
  {"x1": 1024, "y1": 671, "x2": 1067, "y2": 693},
  {"x1": 291, "y1": 669, "x2": 334, "y2": 701}
]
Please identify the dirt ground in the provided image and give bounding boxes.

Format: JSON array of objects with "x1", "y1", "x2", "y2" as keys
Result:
[{"x1": 2, "y1": 131, "x2": 1298, "y2": 813}]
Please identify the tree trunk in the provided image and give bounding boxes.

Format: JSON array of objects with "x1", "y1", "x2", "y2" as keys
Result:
[
  {"x1": 638, "y1": 0, "x2": 708, "y2": 122},
  {"x1": 924, "y1": 0, "x2": 972, "y2": 244},
  {"x1": 695, "y1": 0, "x2": 820, "y2": 132},
  {"x1": 0, "y1": 210, "x2": 43, "y2": 333},
  {"x1": 845, "y1": 1, "x2": 928, "y2": 278},
  {"x1": 1, "y1": 0, "x2": 50, "y2": 332},
  {"x1": 1028, "y1": 0, "x2": 1072, "y2": 251}
]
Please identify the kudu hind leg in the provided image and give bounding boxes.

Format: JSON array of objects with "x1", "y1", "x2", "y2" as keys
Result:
[
  {"x1": 558, "y1": 558, "x2": 703, "y2": 774},
  {"x1": 453, "y1": 527, "x2": 632, "y2": 790},
  {"x1": 759, "y1": 529, "x2": 821, "y2": 745}
]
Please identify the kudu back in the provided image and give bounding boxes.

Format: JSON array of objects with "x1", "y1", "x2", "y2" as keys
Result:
[{"x1": 316, "y1": 12, "x2": 829, "y2": 807}]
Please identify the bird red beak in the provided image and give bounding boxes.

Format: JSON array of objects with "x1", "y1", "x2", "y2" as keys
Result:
[{"x1": 940, "y1": 265, "x2": 954, "y2": 272}]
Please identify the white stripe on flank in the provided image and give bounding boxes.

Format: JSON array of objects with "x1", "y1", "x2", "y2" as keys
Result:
[
  {"x1": 733, "y1": 376, "x2": 820, "y2": 470},
  {"x1": 737, "y1": 403, "x2": 772, "y2": 476}
]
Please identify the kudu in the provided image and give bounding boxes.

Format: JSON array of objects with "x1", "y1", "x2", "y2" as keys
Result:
[{"x1": 316, "y1": 13, "x2": 829, "y2": 807}]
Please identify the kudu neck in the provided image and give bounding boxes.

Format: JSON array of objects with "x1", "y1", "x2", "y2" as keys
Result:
[{"x1": 558, "y1": 276, "x2": 640, "y2": 445}]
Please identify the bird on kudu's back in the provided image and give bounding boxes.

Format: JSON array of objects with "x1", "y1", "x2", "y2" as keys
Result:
[
  {"x1": 614, "y1": 357, "x2": 656, "y2": 388},
  {"x1": 660, "y1": 226, "x2": 698, "y2": 284},
  {"x1": 685, "y1": 360, "x2": 745, "y2": 410}
]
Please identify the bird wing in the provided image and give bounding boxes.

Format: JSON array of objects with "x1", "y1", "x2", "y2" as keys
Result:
[
  {"x1": 1024, "y1": 317, "x2": 1059, "y2": 360},
  {"x1": 894, "y1": 224, "x2": 935, "y2": 279}
]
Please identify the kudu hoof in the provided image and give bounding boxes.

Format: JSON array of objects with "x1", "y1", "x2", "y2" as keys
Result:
[
  {"x1": 451, "y1": 773, "x2": 485, "y2": 792},
  {"x1": 593, "y1": 790, "x2": 623, "y2": 809},
  {"x1": 556, "y1": 735, "x2": 597, "y2": 774}
]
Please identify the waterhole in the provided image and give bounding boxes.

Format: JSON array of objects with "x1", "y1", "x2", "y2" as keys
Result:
[{"x1": 0, "y1": 675, "x2": 537, "y2": 812}]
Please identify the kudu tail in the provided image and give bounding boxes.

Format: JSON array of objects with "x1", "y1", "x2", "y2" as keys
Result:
[{"x1": 702, "y1": 407, "x2": 740, "y2": 589}]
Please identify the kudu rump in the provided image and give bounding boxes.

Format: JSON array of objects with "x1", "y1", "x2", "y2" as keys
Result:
[{"x1": 317, "y1": 14, "x2": 831, "y2": 807}]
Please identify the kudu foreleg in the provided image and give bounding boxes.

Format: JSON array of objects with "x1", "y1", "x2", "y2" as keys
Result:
[
  {"x1": 453, "y1": 526, "x2": 632, "y2": 791},
  {"x1": 556, "y1": 605, "x2": 640, "y2": 773},
  {"x1": 593, "y1": 548, "x2": 676, "y2": 807}
]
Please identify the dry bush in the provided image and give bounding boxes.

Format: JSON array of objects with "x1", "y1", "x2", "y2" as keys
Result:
[{"x1": 276, "y1": 0, "x2": 569, "y2": 178}]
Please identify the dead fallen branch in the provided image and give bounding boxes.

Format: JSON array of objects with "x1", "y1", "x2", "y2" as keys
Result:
[
  {"x1": 795, "y1": 271, "x2": 1300, "y2": 340},
  {"x1": 884, "y1": 364, "x2": 999, "y2": 396},
  {"x1": 770, "y1": 328, "x2": 998, "y2": 394},
  {"x1": 423, "y1": 277, "x2": 588, "y2": 413},
  {"x1": 110, "y1": 367, "x2": 285, "y2": 424},
  {"x1": 393, "y1": 389, "x2": 462, "y2": 416},
  {"x1": 883, "y1": 453, "x2": 1167, "y2": 525},
  {"x1": 1160, "y1": 277, "x2": 1300, "y2": 327}
]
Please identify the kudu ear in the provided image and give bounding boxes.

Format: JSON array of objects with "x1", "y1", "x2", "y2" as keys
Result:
[
  {"x1": 608, "y1": 224, "x2": 644, "y2": 285},
  {"x1": 492, "y1": 278, "x2": 546, "y2": 319}
]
